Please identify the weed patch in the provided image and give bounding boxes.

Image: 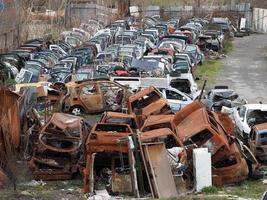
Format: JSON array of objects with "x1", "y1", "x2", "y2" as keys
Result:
[
  {"x1": 222, "y1": 38, "x2": 234, "y2": 54},
  {"x1": 195, "y1": 59, "x2": 223, "y2": 87},
  {"x1": 202, "y1": 186, "x2": 219, "y2": 194}
]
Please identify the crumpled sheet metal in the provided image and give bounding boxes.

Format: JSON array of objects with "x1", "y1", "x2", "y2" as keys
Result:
[
  {"x1": 86, "y1": 123, "x2": 133, "y2": 154},
  {"x1": 84, "y1": 123, "x2": 133, "y2": 193},
  {"x1": 140, "y1": 128, "x2": 177, "y2": 142},
  {"x1": 212, "y1": 143, "x2": 249, "y2": 186},
  {"x1": 0, "y1": 88, "x2": 21, "y2": 148},
  {"x1": 128, "y1": 86, "x2": 172, "y2": 127},
  {"x1": 29, "y1": 113, "x2": 86, "y2": 180},
  {"x1": 29, "y1": 155, "x2": 74, "y2": 181},
  {"x1": 38, "y1": 113, "x2": 83, "y2": 153},
  {"x1": 173, "y1": 101, "x2": 249, "y2": 186}
]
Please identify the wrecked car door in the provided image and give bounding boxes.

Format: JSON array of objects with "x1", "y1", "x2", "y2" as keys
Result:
[
  {"x1": 80, "y1": 83, "x2": 104, "y2": 112},
  {"x1": 99, "y1": 81, "x2": 126, "y2": 111},
  {"x1": 234, "y1": 106, "x2": 247, "y2": 138},
  {"x1": 249, "y1": 128, "x2": 257, "y2": 156},
  {"x1": 160, "y1": 88, "x2": 193, "y2": 112}
]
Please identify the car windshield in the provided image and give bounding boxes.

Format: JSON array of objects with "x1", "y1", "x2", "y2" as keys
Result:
[
  {"x1": 247, "y1": 110, "x2": 267, "y2": 127},
  {"x1": 51, "y1": 72, "x2": 69, "y2": 82},
  {"x1": 76, "y1": 72, "x2": 91, "y2": 80},
  {"x1": 185, "y1": 46, "x2": 197, "y2": 52},
  {"x1": 173, "y1": 61, "x2": 189, "y2": 73},
  {"x1": 97, "y1": 54, "x2": 113, "y2": 60}
]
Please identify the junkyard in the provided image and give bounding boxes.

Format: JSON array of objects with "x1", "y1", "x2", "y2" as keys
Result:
[{"x1": 1, "y1": 0, "x2": 267, "y2": 199}]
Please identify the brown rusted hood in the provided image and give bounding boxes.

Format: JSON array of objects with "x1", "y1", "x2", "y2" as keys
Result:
[
  {"x1": 142, "y1": 98, "x2": 169, "y2": 117},
  {"x1": 140, "y1": 128, "x2": 176, "y2": 142},
  {"x1": 141, "y1": 115, "x2": 175, "y2": 131}
]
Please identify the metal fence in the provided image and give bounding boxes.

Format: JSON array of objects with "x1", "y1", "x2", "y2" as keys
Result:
[
  {"x1": 130, "y1": 3, "x2": 252, "y2": 27},
  {"x1": 65, "y1": 1, "x2": 117, "y2": 27},
  {"x1": 253, "y1": 8, "x2": 267, "y2": 32}
]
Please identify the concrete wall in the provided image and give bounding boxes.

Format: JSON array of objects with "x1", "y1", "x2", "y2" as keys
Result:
[{"x1": 253, "y1": 8, "x2": 267, "y2": 33}]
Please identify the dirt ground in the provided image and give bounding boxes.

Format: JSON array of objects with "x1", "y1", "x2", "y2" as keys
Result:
[{"x1": 216, "y1": 33, "x2": 267, "y2": 103}]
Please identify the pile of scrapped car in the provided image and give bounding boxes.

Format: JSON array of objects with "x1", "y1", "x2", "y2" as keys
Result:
[{"x1": 0, "y1": 15, "x2": 266, "y2": 198}]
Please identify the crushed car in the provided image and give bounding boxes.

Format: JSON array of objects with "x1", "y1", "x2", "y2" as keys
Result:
[
  {"x1": 173, "y1": 101, "x2": 249, "y2": 186},
  {"x1": 29, "y1": 113, "x2": 89, "y2": 180},
  {"x1": 233, "y1": 104, "x2": 267, "y2": 141},
  {"x1": 61, "y1": 80, "x2": 131, "y2": 115},
  {"x1": 84, "y1": 123, "x2": 134, "y2": 193},
  {"x1": 127, "y1": 86, "x2": 172, "y2": 127},
  {"x1": 204, "y1": 86, "x2": 247, "y2": 112},
  {"x1": 248, "y1": 123, "x2": 267, "y2": 162}
]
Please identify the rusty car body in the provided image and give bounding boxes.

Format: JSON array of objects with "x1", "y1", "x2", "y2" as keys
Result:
[
  {"x1": 249, "y1": 123, "x2": 267, "y2": 162},
  {"x1": 29, "y1": 113, "x2": 88, "y2": 180},
  {"x1": 141, "y1": 115, "x2": 175, "y2": 132},
  {"x1": 0, "y1": 87, "x2": 36, "y2": 187},
  {"x1": 62, "y1": 80, "x2": 131, "y2": 115},
  {"x1": 84, "y1": 123, "x2": 134, "y2": 193},
  {"x1": 140, "y1": 115, "x2": 184, "y2": 147},
  {"x1": 127, "y1": 86, "x2": 172, "y2": 127},
  {"x1": 173, "y1": 101, "x2": 249, "y2": 186},
  {"x1": 99, "y1": 111, "x2": 139, "y2": 130}
]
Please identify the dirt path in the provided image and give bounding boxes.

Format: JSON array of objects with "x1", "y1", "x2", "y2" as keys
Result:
[{"x1": 216, "y1": 34, "x2": 267, "y2": 103}]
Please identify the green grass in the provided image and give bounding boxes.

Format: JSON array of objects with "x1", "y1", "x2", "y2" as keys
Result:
[
  {"x1": 195, "y1": 59, "x2": 223, "y2": 87},
  {"x1": 176, "y1": 179, "x2": 266, "y2": 200},
  {"x1": 202, "y1": 186, "x2": 219, "y2": 194},
  {"x1": 0, "y1": 179, "x2": 85, "y2": 200},
  {"x1": 221, "y1": 180, "x2": 266, "y2": 199},
  {"x1": 222, "y1": 38, "x2": 234, "y2": 54}
]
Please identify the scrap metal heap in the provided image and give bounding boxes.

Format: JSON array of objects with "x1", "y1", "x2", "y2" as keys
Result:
[
  {"x1": 29, "y1": 113, "x2": 89, "y2": 180},
  {"x1": 0, "y1": 87, "x2": 36, "y2": 187},
  {"x1": 172, "y1": 101, "x2": 250, "y2": 186},
  {"x1": 0, "y1": 86, "x2": 259, "y2": 198},
  {"x1": 82, "y1": 89, "x2": 254, "y2": 198}
]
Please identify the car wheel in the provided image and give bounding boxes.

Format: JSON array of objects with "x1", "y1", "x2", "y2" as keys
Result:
[{"x1": 70, "y1": 106, "x2": 83, "y2": 116}]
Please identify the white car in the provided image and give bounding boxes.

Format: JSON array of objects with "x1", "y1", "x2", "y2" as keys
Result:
[
  {"x1": 157, "y1": 87, "x2": 196, "y2": 113},
  {"x1": 233, "y1": 104, "x2": 267, "y2": 140}
]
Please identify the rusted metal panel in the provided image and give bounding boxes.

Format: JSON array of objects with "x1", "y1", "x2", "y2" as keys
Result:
[
  {"x1": 84, "y1": 123, "x2": 134, "y2": 193},
  {"x1": 140, "y1": 128, "x2": 176, "y2": 142},
  {"x1": 173, "y1": 102, "x2": 249, "y2": 186},
  {"x1": 99, "y1": 111, "x2": 138, "y2": 130},
  {"x1": 128, "y1": 87, "x2": 172, "y2": 127},
  {"x1": 38, "y1": 113, "x2": 84, "y2": 153},
  {"x1": 249, "y1": 123, "x2": 267, "y2": 162},
  {"x1": 143, "y1": 143, "x2": 178, "y2": 198},
  {"x1": 212, "y1": 143, "x2": 249, "y2": 186},
  {"x1": 217, "y1": 112, "x2": 235, "y2": 135},
  {"x1": 63, "y1": 80, "x2": 130, "y2": 114},
  {"x1": 112, "y1": 173, "x2": 132, "y2": 193},
  {"x1": 29, "y1": 113, "x2": 88, "y2": 180},
  {"x1": 0, "y1": 88, "x2": 21, "y2": 148},
  {"x1": 141, "y1": 115, "x2": 175, "y2": 131},
  {"x1": 86, "y1": 123, "x2": 133, "y2": 154},
  {"x1": 172, "y1": 101, "x2": 204, "y2": 127}
]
